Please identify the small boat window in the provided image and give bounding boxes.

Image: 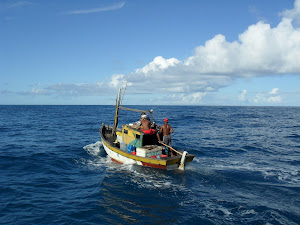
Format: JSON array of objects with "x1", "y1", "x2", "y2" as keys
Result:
[{"x1": 124, "y1": 129, "x2": 128, "y2": 134}]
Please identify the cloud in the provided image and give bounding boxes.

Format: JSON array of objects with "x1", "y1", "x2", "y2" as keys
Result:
[
  {"x1": 238, "y1": 90, "x2": 248, "y2": 102},
  {"x1": 109, "y1": 74, "x2": 126, "y2": 88},
  {"x1": 2, "y1": 87, "x2": 49, "y2": 96},
  {"x1": 269, "y1": 88, "x2": 279, "y2": 95},
  {"x1": 106, "y1": 0, "x2": 300, "y2": 97},
  {"x1": 2, "y1": 83, "x2": 110, "y2": 97},
  {"x1": 253, "y1": 88, "x2": 282, "y2": 104},
  {"x1": 66, "y1": 2, "x2": 125, "y2": 15},
  {"x1": 281, "y1": 0, "x2": 300, "y2": 25},
  {"x1": 30, "y1": 87, "x2": 48, "y2": 95},
  {"x1": 4, "y1": 0, "x2": 300, "y2": 105},
  {"x1": 237, "y1": 88, "x2": 282, "y2": 104},
  {"x1": 179, "y1": 92, "x2": 206, "y2": 104},
  {"x1": 46, "y1": 83, "x2": 112, "y2": 96},
  {"x1": 147, "y1": 92, "x2": 206, "y2": 105},
  {"x1": 135, "y1": 56, "x2": 180, "y2": 74}
]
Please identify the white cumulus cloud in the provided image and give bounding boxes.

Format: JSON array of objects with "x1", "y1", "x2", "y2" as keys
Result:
[
  {"x1": 179, "y1": 92, "x2": 206, "y2": 104},
  {"x1": 253, "y1": 88, "x2": 282, "y2": 104},
  {"x1": 135, "y1": 56, "x2": 180, "y2": 74},
  {"x1": 7, "y1": 0, "x2": 300, "y2": 105},
  {"x1": 269, "y1": 88, "x2": 279, "y2": 95},
  {"x1": 109, "y1": 74, "x2": 127, "y2": 88},
  {"x1": 282, "y1": 0, "x2": 300, "y2": 25},
  {"x1": 238, "y1": 90, "x2": 248, "y2": 101},
  {"x1": 108, "y1": 0, "x2": 300, "y2": 97}
]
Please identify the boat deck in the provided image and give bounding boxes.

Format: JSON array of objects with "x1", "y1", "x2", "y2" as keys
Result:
[{"x1": 100, "y1": 125, "x2": 181, "y2": 160}]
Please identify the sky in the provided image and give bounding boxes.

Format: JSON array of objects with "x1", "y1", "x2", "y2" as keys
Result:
[{"x1": 1, "y1": 0, "x2": 300, "y2": 105}]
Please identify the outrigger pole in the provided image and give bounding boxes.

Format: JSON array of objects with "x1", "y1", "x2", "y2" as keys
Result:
[{"x1": 118, "y1": 106, "x2": 148, "y2": 114}]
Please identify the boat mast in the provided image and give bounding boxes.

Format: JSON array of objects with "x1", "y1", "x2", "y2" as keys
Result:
[{"x1": 112, "y1": 88, "x2": 122, "y2": 137}]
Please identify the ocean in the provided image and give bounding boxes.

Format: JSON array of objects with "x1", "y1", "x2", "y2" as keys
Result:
[{"x1": 0, "y1": 105, "x2": 299, "y2": 225}]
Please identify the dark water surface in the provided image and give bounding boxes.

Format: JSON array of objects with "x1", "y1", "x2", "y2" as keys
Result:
[{"x1": 0, "y1": 105, "x2": 299, "y2": 224}]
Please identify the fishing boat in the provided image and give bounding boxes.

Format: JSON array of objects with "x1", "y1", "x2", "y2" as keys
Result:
[{"x1": 99, "y1": 87, "x2": 194, "y2": 170}]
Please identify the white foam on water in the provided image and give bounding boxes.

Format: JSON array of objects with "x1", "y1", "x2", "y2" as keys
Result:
[
  {"x1": 76, "y1": 141, "x2": 113, "y2": 170},
  {"x1": 241, "y1": 209, "x2": 257, "y2": 216},
  {"x1": 218, "y1": 206, "x2": 233, "y2": 215},
  {"x1": 75, "y1": 155, "x2": 111, "y2": 171},
  {"x1": 105, "y1": 161, "x2": 135, "y2": 172},
  {"x1": 88, "y1": 156, "x2": 111, "y2": 167},
  {"x1": 104, "y1": 160, "x2": 191, "y2": 193},
  {"x1": 264, "y1": 166, "x2": 300, "y2": 185},
  {"x1": 79, "y1": 147, "x2": 191, "y2": 192},
  {"x1": 83, "y1": 141, "x2": 103, "y2": 156},
  {"x1": 193, "y1": 156, "x2": 300, "y2": 185},
  {"x1": 127, "y1": 168, "x2": 192, "y2": 194},
  {"x1": 193, "y1": 157, "x2": 201, "y2": 164}
]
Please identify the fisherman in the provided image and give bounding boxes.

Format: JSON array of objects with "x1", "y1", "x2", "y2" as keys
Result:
[
  {"x1": 157, "y1": 118, "x2": 174, "y2": 146},
  {"x1": 139, "y1": 112, "x2": 147, "y2": 123},
  {"x1": 141, "y1": 116, "x2": 155, "y2": 135},
  {"x1": 132, "y1": 112, "x2": 147, "y2": 128}
]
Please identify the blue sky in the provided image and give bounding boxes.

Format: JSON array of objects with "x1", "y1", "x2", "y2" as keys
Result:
[{"x1": 1, "y1": 0, "x2": 300, "y2": 105}]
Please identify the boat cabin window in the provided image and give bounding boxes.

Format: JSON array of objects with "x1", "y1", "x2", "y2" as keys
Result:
[{"x1": 124, "y1": 129, "x2": 128, "y2": 134}]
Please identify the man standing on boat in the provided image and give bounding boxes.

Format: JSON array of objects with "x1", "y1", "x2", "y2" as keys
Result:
[{"x1": 158, "y1": 118, "x2": 174, "y2": 147}]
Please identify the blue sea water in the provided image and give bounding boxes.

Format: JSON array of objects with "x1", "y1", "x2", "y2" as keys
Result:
[{"x1": 0, "y1": 105, "x2": 299, "y2": 225}]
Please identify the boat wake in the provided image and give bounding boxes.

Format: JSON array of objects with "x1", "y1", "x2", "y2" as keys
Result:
[
  {"x1": 82, "y1": 142, "x2": 191, "y2": 192},
  {"x1": 83, "y1": 141, "x2": 103, "y2": 156},
  {"x1": 191, "y1": 156, "x2": 300, "y2": 186},
  {"x1": 82, "y1": 141, "x2": 140, "y2": 170},
  {"x1": 76, "y1": 141, "x2": 109, "y2": 170}
]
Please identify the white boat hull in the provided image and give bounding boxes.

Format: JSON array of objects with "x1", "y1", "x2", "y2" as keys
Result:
[{"x1": 102, "y1": 141, "x2": 180, "y2": 170}]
